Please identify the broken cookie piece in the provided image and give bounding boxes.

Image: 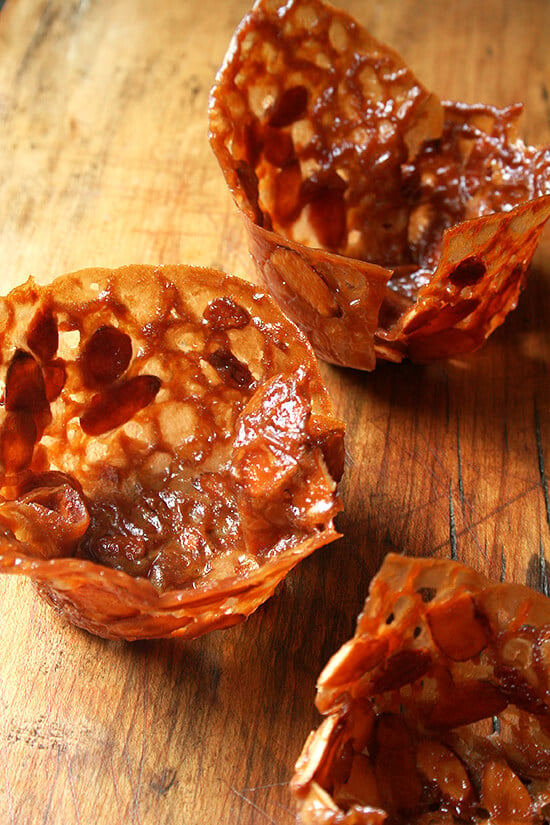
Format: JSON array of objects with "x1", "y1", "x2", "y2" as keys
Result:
[{"x1": 291, "y1": 554, "x2": 550, "y2": 823}]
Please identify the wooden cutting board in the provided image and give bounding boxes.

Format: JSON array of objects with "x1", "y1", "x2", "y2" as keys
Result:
[{"x1": 0, "y1": 1, "x2": 549, "y2": 823}]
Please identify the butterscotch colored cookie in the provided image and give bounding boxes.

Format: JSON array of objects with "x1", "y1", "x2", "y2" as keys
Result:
[
  {"x1": 209, "y1": 0, "x2": 550, "y2": 369},
  {"x1": 0, "y1": 264, "x2": 344, "y2": 639}
]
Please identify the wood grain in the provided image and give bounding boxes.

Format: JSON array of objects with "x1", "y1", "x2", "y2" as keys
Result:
[{"x1": 0, "y1": 0, "x2": 549, "y2": 823}]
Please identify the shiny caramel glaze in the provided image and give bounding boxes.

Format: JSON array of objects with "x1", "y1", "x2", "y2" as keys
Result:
[
  {"x1": 0, "y1": 264, "x2": 344, "y2": 639},
  {"x1": 209, "y1": 0, "x2": 550, "y2": 370},
  {"x1": 291, "y1": 554, "x2": 550, "y2": 824}
]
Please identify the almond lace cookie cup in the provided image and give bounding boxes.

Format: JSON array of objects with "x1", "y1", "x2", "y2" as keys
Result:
[
  {"x1": 0, "y1": 264, "x2": 344, "y2": 640},
  {"x1": 209, "y1": 0, "x2": 550, "y2": 370},
  {"x1": 291, "y1": 554, "x2": 550, "y2": 824}
]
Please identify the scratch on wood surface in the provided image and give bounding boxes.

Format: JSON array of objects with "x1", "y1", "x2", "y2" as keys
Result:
[
  {"x1": 432, "y1": 483, "x2": 541, "y2": 556},
  {"x1": 65, "y1": 751, "x2": 82, "y2": 825},
  {"x1": 500, "y1": 547, "x2": 506, "y2": 583},
  {"x1": 41, "y1": 746, "x2": 62, "y2": 825},
  {"x1": 369, "y1": 415, "x2": 446, "y2": 485},
  {"x1": 230, "y1": 786, "x2": 279, "y2": 825},
  {"x1": 540, "y1": 538, "x2": 549, "y2": 596},
  {"x1": 421, "y1": 424, "x2": 481, "y2": 552},
  {"x1": 239, "y1": 782, "x2": 296, "y2": 819},
  {"x1": 109, "y1": 752, "x2": 124, "y2": 824},
  {"x1": 372, "y1": 417, "x2": 458, "y2": 529},
  {"x1": 123, "y1": 739, "x2": 143, "y2": 825},
  {"x1": 534, "y1": 399, "x2": 550, "y2": 530},
  {"x1": 395, "y1": 426, "x2": 482, "y2": 559},
  {"x1": 448, "y1": 482, "x2": 458, "y2": 560},
  {"x1": 344, "y1": 445, "x2": 355, "y2": 468}
]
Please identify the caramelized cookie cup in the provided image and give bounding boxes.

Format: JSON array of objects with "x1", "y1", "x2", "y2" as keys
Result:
[
  {"x1": 0, "y1": 264, "x2": 344, "y2": 640},
  {"x1": 209, "y1": 0, "x2": 550, "y2": 370}
]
